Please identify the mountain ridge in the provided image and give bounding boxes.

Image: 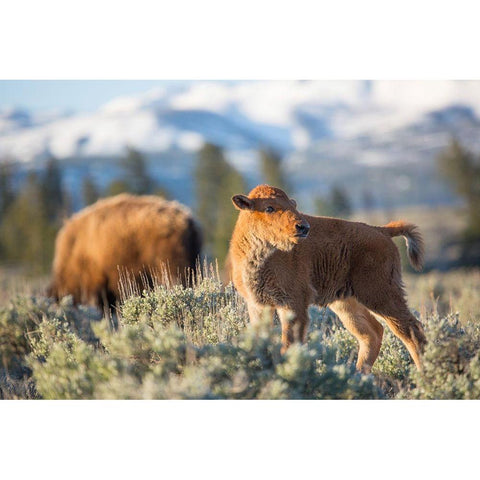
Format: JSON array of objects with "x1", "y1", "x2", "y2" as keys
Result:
[{"x1": 2, "y1": 80, "x2": 480, "y2": 164}]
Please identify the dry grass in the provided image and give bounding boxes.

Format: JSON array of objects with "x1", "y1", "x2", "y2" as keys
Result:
[
  {"x1": 0, "y1": 266, "x2": 48, "y2": 306},
  {"x1": 405, "y1": 268, "x2": 480, "y2": 323}
]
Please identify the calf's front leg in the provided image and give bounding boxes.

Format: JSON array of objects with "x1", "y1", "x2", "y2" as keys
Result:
[
  {"x1": 277, "y1": 306, "x2": 310, "y2": 354},
  {"x1": 247, "y1": 301, "x2": 274, "y2": 325}
]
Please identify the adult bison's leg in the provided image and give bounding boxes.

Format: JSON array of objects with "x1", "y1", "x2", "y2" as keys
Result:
[
  {"x1": 277, "y1": 307, "x2": 309, "y2": 354},
  {"x1": 329, "y1": 297, "x2": 384, "y2": 373}
]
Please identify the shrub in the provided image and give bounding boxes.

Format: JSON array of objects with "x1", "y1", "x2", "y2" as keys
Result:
[
  {"x1": 401, "y1": 313, "x2": 480, "y2": 399},
  {"x1": 3, "y1": 268, "x2": 480, "y2": 400},
  {"x1": 309, "y1": 305, "x2": 413, "y2": 387},
  {"x1": 0, "y1": 295, "x2": 101, "y2": 398},
  {"x1": 29, "y1": 319, "x2": 382, "y2": 400},
  {"x1": 120, "y1": 278, "x2": 247, "y2": 345},
  {"x1": 27, "y1": 276, "x2": 382, "y2": 399}
]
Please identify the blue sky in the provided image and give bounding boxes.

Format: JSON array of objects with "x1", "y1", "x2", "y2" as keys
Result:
[{"x1": 0, "y1": 80, "x2": 192, "y2": 113}]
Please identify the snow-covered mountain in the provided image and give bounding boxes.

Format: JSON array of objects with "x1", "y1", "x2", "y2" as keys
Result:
[
  {"x1": 2, "y1": 80, "x2": 480, "y2": 164},
  {"x1": 2, "y1": 80, "x2": 480, "y2": 211}
]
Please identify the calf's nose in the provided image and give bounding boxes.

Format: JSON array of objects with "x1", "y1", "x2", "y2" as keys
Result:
[{"x1": 295, "y1": 222, "x2": 310, "y2": 236}]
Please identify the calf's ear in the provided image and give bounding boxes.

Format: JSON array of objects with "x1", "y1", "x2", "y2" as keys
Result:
[
  {"x1": 290, "y1": 198, "x2": 297, "y2": 208},
  {"x1": 232, "y1": 195, "x2": 253, "y2": 210}
]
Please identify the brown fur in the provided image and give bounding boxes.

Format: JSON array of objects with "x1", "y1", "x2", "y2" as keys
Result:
[
  {"x1": 48, "y1": 194, "x2": 202, "y2": 309},
  {"x1": 229, "y1": 184, "x2": 426, "y2": 372}
]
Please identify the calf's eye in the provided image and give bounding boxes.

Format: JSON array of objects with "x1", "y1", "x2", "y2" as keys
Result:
[{"x1": 265, "y1": 206, "x2": 274, "y2": 213}]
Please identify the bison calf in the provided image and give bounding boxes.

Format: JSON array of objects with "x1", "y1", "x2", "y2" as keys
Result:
[
  {"x1": 48, "y1": 194, "x2": 202, "y2": 309},
  {"x1": 229, "y1": 184, "x2": 426, "y2": 372}
]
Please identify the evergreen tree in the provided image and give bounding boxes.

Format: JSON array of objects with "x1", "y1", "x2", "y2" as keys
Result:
[
  {"x1": 0, "y1": 173, "x2": 57, "y2": 273},
  {"x1": 438, "y1": 139, "x2": 478, "y2": 202},
  {"x1": 361, "y1": 188, "x2": 375, "y2": 212},
  {"x1": 195, "y1": 144, "x2": 227, "y2": 242},
  {"x1": 314, "y1": 184, "x2": 353, "y2": 218},
  {"x1": 121, "y1": 147, "x2": 154, "y2": 195},
  {"x1": 0, "y1": 161, "x2": 15, "y2": 220},
  {"x1": 330, "y1": 185, "x2": 352, "y2": 218},
  {"x1": 106, "y1": 179, "x2": 130, "y2": 197},
  {"x1": 214, "y1": 167, "x2": 246, "y2": 263},
  {"x1": 314, "y1": 196, "x2": 335, "y2": 217},
  {"x1": 40, "y1": 156, "x2": 64, "y2": 220},
  {"x1": 194, "y1": 143, "x2": 246, "y2": 263},
  {"x1": 437, "y1": 139, "x2": 480, "y2": 263},
  {"x1": 260, "y1": 148, "x2": 289, "y2": 191},
  {"x1": 106, "y1": 147, "x2": 163, "y2": 198},
  {"x1": 82, "y1": 174, "x2": 100, "y2": 206},
  {"x1": 153, "y1": 186, "x2": 171, "y2": 199}
]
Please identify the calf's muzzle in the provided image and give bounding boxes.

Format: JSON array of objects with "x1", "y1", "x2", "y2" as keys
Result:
[{"x1": 294, "y1": 221, "x2": 310, "y2": 238}]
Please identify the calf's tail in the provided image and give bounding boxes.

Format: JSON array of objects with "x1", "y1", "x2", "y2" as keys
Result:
[{"x1": 380, "y1": 221, "x2": 425, "y2": 271}]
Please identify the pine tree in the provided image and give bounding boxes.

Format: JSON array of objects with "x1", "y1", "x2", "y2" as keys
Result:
[
  {"x1": 438, "y1": 139, "x2": 478, "y2": 201},
  {"x1": 194, "y1": 143, "x2": 246, "y2": 263},
  {"x1": 330, "y1": 185, "x2": 352, "y2": 218},
  {"x1": 153, "y1": 186, "x2": 171, "y2": 199},
  {"x1": 106, "y1": 147, "x2": 162, "y2": 198},
  {"x1": 0, "y1": 161, "x2": 15, "y2": 221},
  {"x1": 0, "y1": 173, "x2": 57, "y2": 273},
  {"x1": 195, "y1": 144, "x2": 227, "y2": 243},
  {"x1": 314, "y1": 196, "x2": 335, "y2": 217},
  {"x1": 214, "y1": 167, "x2": 246, "y2": 263},
  {"x1": 121, "y1": 147, "x2": 154, "y2": 195},
  {"x1": 259, "y1": 148, "x2": 289, "y2": 191},
  {"x1": 437, "y1": 139, "x2": 480, "y2": 263},
  {"x1": 40, "y1": 156, "x2": 64, "y2": 220},
  {"x1": 82, "y1": 174, "x2": 100, "y2": 206},
  {"x1": 361, "y1": 188, "x2": 375, "y2": 212},
  {"x1": 314, "y1": 184, "x2": 352, "y2": 218},
  {"x1": 106, "y1": 179, "x2": 130, "y2": 197}
]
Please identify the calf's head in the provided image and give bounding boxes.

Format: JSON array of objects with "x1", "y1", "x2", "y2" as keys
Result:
[{"x1": 232, "y1": 185, "x2": 310, "y2": 251}]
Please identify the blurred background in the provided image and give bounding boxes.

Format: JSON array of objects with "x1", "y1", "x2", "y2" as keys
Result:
[{"x1": 1, "y1": 79, "x2": 480, "y2": 279}]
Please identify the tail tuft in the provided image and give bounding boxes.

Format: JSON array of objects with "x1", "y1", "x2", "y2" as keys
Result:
[{"x1": 381, "y1": 221, "x2": 425, "y2": 271}]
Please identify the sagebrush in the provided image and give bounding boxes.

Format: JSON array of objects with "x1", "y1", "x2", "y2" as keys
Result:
[{"x1": 1, "y1": 268, "x2": 480, "y2": 399}]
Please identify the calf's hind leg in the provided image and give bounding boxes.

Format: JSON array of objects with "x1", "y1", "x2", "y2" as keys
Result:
[
  {"x1": 373, "y1": 298, "x2": 425, "y2": 370},
  {"x1": 358, "y1": 287, "x2": 426, "y2": 370},
  {"x1": 329, "y1": 297, "x2": 384, "y2": 373}
]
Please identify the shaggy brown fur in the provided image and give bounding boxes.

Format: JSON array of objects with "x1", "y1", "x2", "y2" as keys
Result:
[
  {"x1": 229, "y1": 184, "x2": 426, "y2": 372},
  {"x1": 48, "y1": 194, "x2": 202, "y2": 309}
]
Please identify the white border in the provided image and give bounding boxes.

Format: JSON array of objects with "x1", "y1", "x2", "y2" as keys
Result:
[
  {"x1": 1, "y1": 0, "x2": 480, "y2": 79},
  {"x1": 1, "y1": 1, "x2": 479, "y2": 476},
  {"x1": 1, "y1": 400, "x2": 479, "y2": 478}
]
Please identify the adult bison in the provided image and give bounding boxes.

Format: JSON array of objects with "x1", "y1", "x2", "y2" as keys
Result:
[
  {"x1": 48, "y1": 194, "x2": 202, "y2": 309},
  {"x1": 229, "y1": 184, "x2": 426, "y2": 373}
]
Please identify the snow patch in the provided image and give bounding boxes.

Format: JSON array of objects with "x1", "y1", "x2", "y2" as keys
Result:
[{"x1": 2, "y1": 80, "x2": 480, "y2": 163}]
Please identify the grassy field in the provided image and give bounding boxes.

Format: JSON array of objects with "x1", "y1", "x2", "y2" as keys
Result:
[{"x1": 1, "y1": 264, "x2": 479, "y2": 400}]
